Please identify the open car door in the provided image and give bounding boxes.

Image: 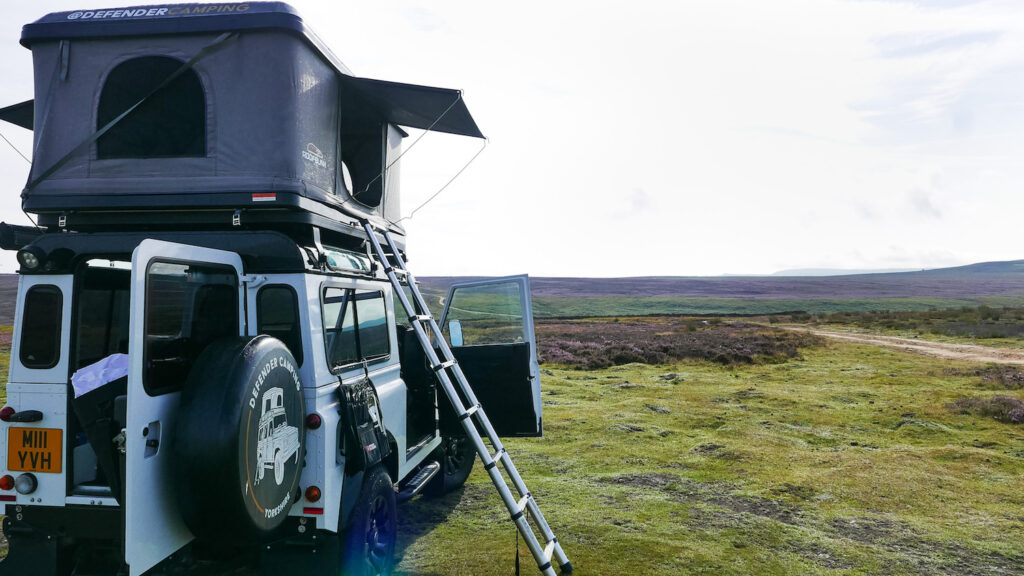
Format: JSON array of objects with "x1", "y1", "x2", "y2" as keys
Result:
[
  {"x1": 440, "y1": 275, "x2": 542, "y2": 437},
  {"x1": 126, "y1": 240, "x2": 245, "y2": 576}
]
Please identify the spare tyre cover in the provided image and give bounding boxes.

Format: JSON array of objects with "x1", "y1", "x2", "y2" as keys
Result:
[{"x1": 174, "y1": 335, "x2": 305, "y2": 542}]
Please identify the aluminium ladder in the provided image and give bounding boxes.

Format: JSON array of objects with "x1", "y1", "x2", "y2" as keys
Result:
[{"x1": 360, "y1": 220, "x2": 573, "y2": 576}]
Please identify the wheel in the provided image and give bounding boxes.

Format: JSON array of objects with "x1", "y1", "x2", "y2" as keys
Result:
[
  {"x1": 424, "y1": 435, "x2": 475, "y2": 497},
  {"x1": 173, "y1": 336, "x2": 305, "y2": 543},
  {"x1": 274, "y1": 446, "x2": 286, "y2": 481},
  {"x1": 341, "y1": 465, "x2": 397, "y2": 576}
]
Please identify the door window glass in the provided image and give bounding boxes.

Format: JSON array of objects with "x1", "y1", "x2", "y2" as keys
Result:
[
  {"x1": 322, "y1": 288, "x2": 390, "y2": 372},
  {"x1": 74, "y1": 263, "x2": 131, "y2": 370},
  {"x1": 20, "y1": 285, "x2": 63, "y2": 369},
  {"x1": 257, "y1": 285, "x2": 303, "y2": 366},
  {"x1": 144, "y1": 261, "x2": 237, "y2": 395},
  {"x1": 442, "y1": 282, "x2": 524, "y2": 346}
]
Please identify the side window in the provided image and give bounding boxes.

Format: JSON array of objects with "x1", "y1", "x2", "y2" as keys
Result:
[
  {"x1": 257, "y1": 285, "x2": 303, "y2": 366},
  {"x1": 323, "y1": 288, "x2": 358, "y2": 369},
  {"x1": 20, "y1": 285, "x2": 63, "y2": 369},
  {"x1": 357, "y1": 294, "x2": 389, "y2": 359},
  {"x1": 97, "y1": 56, "x2": 206, "y2": 159},
  {"x1": 322, "y1": 287, "x2": 391, "y2": 372},
  {"x1": 144, "y1": 262, "x2": 237, "y2": 395}
]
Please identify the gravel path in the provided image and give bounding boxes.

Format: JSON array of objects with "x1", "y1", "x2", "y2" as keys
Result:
[{"x1": 784, "y1": 326, "x2": 1024, "y2": 365}]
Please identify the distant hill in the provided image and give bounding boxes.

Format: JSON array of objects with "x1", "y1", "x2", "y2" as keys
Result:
[
  {"x1": 770, "y1": 267, "x2": 918, "y2": 276},
  {"x1": 420, "y1": 260, "x2": 1024, "y2": 301},
  {"x1": 418, "y1": 260, "x2": 1024, "y2": 317},
  {"x1": 1, "y1": 260, "x2": 1023, "y2": 325}
]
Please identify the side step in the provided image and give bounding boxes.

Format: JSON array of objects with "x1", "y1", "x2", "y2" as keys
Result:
[{"x1": 396, "y1": 461, "x2": 441, "y2": 503}]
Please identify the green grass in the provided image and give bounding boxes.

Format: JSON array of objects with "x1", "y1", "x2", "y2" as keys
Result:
[
  {"x1": 395, "y1": 339, "x2": 1024, "y2": 575},
  {"x1": 1, "y1": 331, "x2": 1021, "y2": 574},
  {"x1": 528, "y1": 297, "x2": 1024, "y2": 318},
  {"x1": 417, "y1": 288, "x2": 1024, "y2": 319}
]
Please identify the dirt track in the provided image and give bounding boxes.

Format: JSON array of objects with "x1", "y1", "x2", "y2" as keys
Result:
[{"x1": 785, "y1": 326, "x2": 1024, "y2": 365}]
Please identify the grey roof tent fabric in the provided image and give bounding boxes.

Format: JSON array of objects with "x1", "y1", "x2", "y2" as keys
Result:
[{"x1": 12, "y1": 2, "x2": 483, "y2": 231}]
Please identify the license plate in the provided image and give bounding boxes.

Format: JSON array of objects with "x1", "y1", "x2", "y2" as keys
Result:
[{"x1": 7, "y1": 427, "x2": 63, "y2": 473}]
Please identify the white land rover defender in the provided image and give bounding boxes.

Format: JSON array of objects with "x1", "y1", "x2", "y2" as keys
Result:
[{"x1": 0, "y1": 3, "x2": 560, "y2": 576}]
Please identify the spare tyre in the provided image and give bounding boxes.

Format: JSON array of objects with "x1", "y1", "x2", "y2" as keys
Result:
[{"x1": 174, "y1": 335, "x2": 306, "y2": 542}]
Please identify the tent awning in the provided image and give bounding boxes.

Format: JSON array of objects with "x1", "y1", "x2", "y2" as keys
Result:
[
  {"x1": 0, "y1": 100, "x2": 33, "y2": 130},
  {"x1": 340, "y1": 76, "x2": 484, "y2": 139},
  {"x1": 0, "y1": 77, "x2": 484, "y2": 139}
]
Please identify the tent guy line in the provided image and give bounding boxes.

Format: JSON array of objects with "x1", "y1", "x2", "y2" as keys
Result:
[{"x1": 0, "y1": 128, "x2": 30, "y2": 165}]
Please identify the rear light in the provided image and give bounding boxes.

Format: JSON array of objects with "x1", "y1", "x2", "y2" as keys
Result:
[
  {"x1": 305, "y1": 413, "x2": 322, "y2": 430},
  {"x1": 0, "y1": 406, "x2": 14, "y2": 422},
  {"x1": 302, "y1": 507, "x2": 324, "y2": 515},
  {"x1": 15, "y1": 473, "x2": 37, "y2": 495},
  {"x1": 305, "y1": 486, "x2": 321, "y2": 503},
  {"x1": 0, "y1": 475, "x2": 13, "y2": 490},
  {"x1": 0, "y1": 495, "x2": 15, "y2": 502}
]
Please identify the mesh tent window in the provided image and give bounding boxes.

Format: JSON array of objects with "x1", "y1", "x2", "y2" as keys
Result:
[{"x1": 96, "y1": 56, "x2": 206, "y2": 159}]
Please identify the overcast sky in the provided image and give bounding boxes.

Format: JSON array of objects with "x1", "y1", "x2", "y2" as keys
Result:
[{"x1": 0, "y1": 0, "x2": 1022, "y2": 276}]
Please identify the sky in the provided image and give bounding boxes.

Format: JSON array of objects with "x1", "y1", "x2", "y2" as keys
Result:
[{"x1": 0, "y1": 0, "x2": 1022, "y2": 276}]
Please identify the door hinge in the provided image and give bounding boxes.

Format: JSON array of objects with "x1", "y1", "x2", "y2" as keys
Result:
[
  {"x1": 58, "y1": 213, "x2": 67, "y2": 229},
  {"x1": 240, "y1": 274, "x2": 267, "y2": 288},
  {"x1": 232, "y1": 210, "x2": 242, "y2": 227}
]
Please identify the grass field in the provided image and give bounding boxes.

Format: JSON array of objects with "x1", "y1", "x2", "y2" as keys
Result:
[
  {"x1": 1, "y1": 320, "x2": 1022, "y2": 575},
  {"x1": 393, "y1": 320, "x2": 1023, "y2": 575}
]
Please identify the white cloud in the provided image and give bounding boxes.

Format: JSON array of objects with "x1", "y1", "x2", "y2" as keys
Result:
[{"x1": 0, "y1": 0, "x2": 1020, "y2": 276}]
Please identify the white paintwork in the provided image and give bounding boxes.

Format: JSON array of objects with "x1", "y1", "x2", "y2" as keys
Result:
[
  {"x1": 125, "y1": 240, "x2": 245, "y2": 576},
  {"x1": 1, "y1": 384, "x2": 69, "y2": 507},
  {"x1": 9, "y1": 274, "x2": 74, "y2": 385},
  {"x1": 2, "y1": 274, "x2": 74, "y2": 508},
  {"x1": 440, "y1": 275, "x2": 542, "y2": 433},
  {"x1": 65, "y1": 495, "x2": 118, "y2": 506}
]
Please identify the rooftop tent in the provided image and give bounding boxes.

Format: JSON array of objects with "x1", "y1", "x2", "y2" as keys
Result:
[{"x1": 9, "y1": 2, "x2": 483, "y2": 235}]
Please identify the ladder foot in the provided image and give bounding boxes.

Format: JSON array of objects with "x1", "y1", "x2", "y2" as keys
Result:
[{"x1": 559, "y1": 561, "x2": 574, "y2": 574}]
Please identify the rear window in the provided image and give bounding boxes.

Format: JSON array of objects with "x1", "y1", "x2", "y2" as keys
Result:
[
  {"x1": 257, "y1": 285, "x2": 303, "y2": 366},
  {"x1": 20, "y1": 285, "x2": 63, "y2": 369}
]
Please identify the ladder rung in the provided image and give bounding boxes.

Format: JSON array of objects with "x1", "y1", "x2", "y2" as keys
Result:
[
  {"x1": 458, "y1": 403, "x2": 480, "y2": 422},
  {"x1": 408, "y1": 314, "x2": 432, "y2": 323},
  {"x1": 483, "y1": 447, "x2": 505, "y2": 471},
  {"x1": 543, "y1": 538, "x2": 557, "y2": 561},
  {"x1": 516, "y1": 493, "x2": 532, "y2": 513},
  {"x1": 431, "y1": 359, "x2": 455, "y2": 372},
  {"x1": 383, "y1": 265, "x2": 408, "y2": 276}
]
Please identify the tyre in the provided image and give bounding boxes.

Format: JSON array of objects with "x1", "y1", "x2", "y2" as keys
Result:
[
  {"x1": 274, "y1": 449, "x2": 285, "y2": 485},
  {"x1": 341, "y1": 465, "x2": 397, "y2": 576},
  {"x1": 424, "y1": 434, "x2": 475, "y2": 497},
  {"x1": 173, "y1": 335, "x2": 305, "y2": 543}
]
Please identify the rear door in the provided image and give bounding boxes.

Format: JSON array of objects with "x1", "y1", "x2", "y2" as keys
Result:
[
  {"x1": 126, "y1": 240, "x2": 245, "y2": 576},
  {"x1": 439, "y1": 275, "x2": 542, "y2": 437}
]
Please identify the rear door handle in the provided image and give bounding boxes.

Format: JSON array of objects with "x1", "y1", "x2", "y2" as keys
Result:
[{"x1": 10, "y1": 410, "x2": 43, "y2": 423}]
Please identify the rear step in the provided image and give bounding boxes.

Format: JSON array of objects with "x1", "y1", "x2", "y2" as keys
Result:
[{"x1": 396, "y1": 461, "x2": 441, "y2": 503}]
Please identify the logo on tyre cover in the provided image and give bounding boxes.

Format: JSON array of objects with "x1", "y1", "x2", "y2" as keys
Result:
[{"x1": 242, "y1": 354, "x2": 303, "y2": 521}]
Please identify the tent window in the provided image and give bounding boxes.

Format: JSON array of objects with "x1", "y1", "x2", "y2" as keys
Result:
[
  {"x1": 340, "y1": 125, "x2": 385, "y2": 208},
  {"x1": 97, "y1": 56, "x2": 206, "y2": 159}
]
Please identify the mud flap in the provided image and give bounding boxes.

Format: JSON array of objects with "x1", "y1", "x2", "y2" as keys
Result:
[
  {"x1": 0, "y1": 515, "x2": 66, "y2": 576},
  {"x1": 259, "y1": 518, "x2": 342, "y2": 575}
]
